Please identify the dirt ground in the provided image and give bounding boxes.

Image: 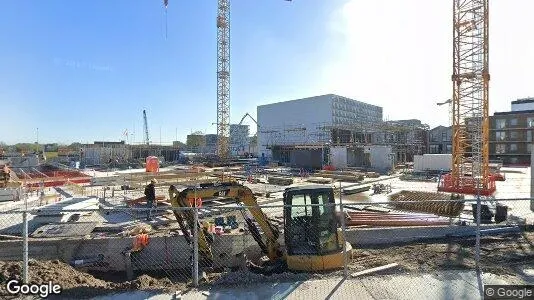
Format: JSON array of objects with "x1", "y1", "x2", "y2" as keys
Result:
[
  {"x1": 350, "y1": 231, "x2": 534, "y2": 284},
  {"x1": 0, "y1": 232, "x2": 532, "y2": 298},
  {"x1": 0, "y1": 260, "x2": 185, "y2": 299}
]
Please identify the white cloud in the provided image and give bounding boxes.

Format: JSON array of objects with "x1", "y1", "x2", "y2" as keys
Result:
[{"x1": 321, "y1": 0, "x2": 534, "y2": 128}]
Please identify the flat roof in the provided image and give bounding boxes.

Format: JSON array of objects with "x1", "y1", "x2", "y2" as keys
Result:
[
  {"x1": 493, "y1": 110, "x2": 534, "y2": 116},
  {"x1": 258, "y1": 94, "x2": 382, "y2": 110},
  {"x1": 511, "y1": 98, "x2": 534, "y2": 104},
  {"x1": 429, "y1": 125, "x2": 451, "y2": 131}
]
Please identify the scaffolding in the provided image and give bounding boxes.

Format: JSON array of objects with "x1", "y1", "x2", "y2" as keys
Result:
[{"x1": 260, "y1": 120, "x2": 429, "y2": 164}]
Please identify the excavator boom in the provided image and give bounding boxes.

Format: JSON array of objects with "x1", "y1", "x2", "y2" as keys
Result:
[{"x1": 168, "y1": 182, "x2": 283, "y2": 264}]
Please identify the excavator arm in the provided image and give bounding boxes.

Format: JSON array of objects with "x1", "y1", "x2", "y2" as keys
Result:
[
  {"x1": 168, "y1": 185, "x2": 214, "y2": 264},
  {"x1": 168, "y1": 182, "x2": 283, "y2": 266}
]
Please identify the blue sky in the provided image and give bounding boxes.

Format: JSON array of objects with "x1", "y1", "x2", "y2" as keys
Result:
[
  {"x1": 2, "y1": 0, "x2": 534, "y2": 144},
  {"x1": 0, "y1": 0, "x2": 336, "y2": 144}
]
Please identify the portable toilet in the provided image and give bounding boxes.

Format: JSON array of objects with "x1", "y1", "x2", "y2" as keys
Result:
[{"x1": 146, "y1": 156, "x2": 160, "y2": 173}]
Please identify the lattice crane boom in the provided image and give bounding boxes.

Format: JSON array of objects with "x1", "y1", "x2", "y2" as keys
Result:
[
  {"x1": 164, "y1": 0, "x2": 292, "y2": 159},
  {"x1": 216, "y1": 0, "x2": 231, "y2": 160},
  {"x1": 143, "y1": 109, "x2": 150, "y2": 145},
  {"x1": 439, "y1": 0, "x2": 495, "y2": 196}
]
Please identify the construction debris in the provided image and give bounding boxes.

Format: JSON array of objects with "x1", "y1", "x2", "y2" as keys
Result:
[
  {"x1": 126, "y1": 195, "x2": 167, "y2": 206},
  {"x1": 342, "y1": 185, "x2": 371, "y2": 195},
  {"x1": 317, "y1": 171, "x2": 364, "y2": 182},
  {"x1": 267, "y1": 176, "x2": 293, "y2": 186},
  {"x1": 306, "y1": 177, "x2": 333, "y2": 184},
  {"x1": 399, "y1": 172, "x2": 437, "y2": 182},
  {"x1": 122, "y1": 223, "x2": 152, "y2": 236},
  {"x1": 365, "y1": 172, "x2": 380, "y2": 178},
  {"x1": 372, "y1": 183, "x2": 391, "y2": 194},
  {"x1": 389, "y1": 190, "x2": 465, "y2": 217}
]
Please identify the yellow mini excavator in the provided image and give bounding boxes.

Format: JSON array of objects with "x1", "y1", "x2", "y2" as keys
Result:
[{"x1": 168, "y1": 182, "x2": 350, "y2": 273}]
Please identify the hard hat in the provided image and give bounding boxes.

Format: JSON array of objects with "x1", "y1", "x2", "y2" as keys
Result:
[{"x1": 151, "y1": 178, "x2": 158, "y2": 184}]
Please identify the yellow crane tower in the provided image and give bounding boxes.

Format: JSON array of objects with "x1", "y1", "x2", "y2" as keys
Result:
[
  {"x1": 164, "y1": 0, "x2": 292, "y2": 160},
  {"x1": 439, "y1": 0, "x2": 495, "y2": 196},
  {"x1": 215, "y1": 1, "x2": 292, "y2": 160}
]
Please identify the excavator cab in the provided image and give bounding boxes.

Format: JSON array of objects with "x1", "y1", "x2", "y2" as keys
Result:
[{"x1": 283, "y1": 185, "x2": 345, "y2": 271}]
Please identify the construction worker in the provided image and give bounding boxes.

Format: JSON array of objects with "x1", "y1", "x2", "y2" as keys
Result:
[{"x1": 144, "y1": 178, "x2": 157, "y2": 221}]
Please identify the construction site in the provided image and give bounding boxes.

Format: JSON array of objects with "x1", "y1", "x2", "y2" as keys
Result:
[{"x1": 0, "y1": 0, "x2": 533, "y2": 299}]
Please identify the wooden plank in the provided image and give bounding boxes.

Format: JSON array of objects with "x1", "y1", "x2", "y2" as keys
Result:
[
  {"x1": 125, "y1": 195, "x2": 166, "y2": 206},
  {"x1": 351, "y1": 263, "x2": 399, "y2": 278},
  {"x1": 343, "y1": 186, "x2": 371, "y2": 195},
  {"x1": 347, "y1": 220, "x2": 449, "y2": 226}
]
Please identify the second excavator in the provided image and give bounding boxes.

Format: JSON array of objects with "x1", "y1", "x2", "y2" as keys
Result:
[{"x1": 168, "y1": 181, "x2": 350, "y2": 274}]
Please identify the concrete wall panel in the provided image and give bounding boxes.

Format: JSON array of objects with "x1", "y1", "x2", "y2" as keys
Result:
[
  {"x1": 330, "y1": 147, "x2": 347, "y2": 169},
  {"x1": 290, "y1": 150, "x2": 322, "y2": 169}
]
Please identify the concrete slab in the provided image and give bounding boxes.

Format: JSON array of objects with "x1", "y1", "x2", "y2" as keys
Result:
[
  {"x1": 36, "y1": 197, "x2": 99, "y2": 213},
  {"x1": 175, "y1": 270, "x2": 523, "y2": 300},
  {"x1": 31, "y1": 222, "x2": 98, "y2": 238}
]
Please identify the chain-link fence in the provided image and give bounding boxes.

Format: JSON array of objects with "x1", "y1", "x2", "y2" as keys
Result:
[{"x1": 0, "y1": 196, "x2": 531, "y2": 298}]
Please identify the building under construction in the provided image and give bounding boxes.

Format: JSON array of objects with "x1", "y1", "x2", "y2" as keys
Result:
[
  {"x1": 59, "y1": 142, "x2": 182, "y2": 168},
  {"x1": 257, "y1": 94, "x2": 429, "y2": 172}
]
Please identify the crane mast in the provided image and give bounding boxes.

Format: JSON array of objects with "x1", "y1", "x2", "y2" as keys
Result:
[
  {"x1": 143, "y1": 109, "x2": 150, "y2": 145},
  {"x1": 440, "y1": 0, "x2": 494, "y2": 195},
  {"x1": 216, "y1": 0, "x2": 231, "y2": 160},
  {"x1": 163, "y1": 0, "x2": 291, "y2": 160}
]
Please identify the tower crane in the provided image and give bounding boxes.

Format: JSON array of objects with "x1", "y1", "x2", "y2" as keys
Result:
[
  {"x1": 439, "y1": 0, "x2": 495, "y2": 196},
  {"x1": 238, "y1": 113, "x2": 259, "y2": 127},
  {"x1": 143, "y1": 109, "x2": 150, "y2": 145},
  {"x1": 216, "y1": 0, "x2": 231, "y2": 160},
  {"x1": 165, "y1": 1, "x2": 291, "y2": 160},
  {"x1": 215, "y1": 1, "x2": 292, "y2": 160}
]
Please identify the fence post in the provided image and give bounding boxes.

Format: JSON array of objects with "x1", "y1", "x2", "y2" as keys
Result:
[
  {"x1": 22, "y1": 211, "x2": 29, "y2": 284},
  {"x1": 340, "y1": 203, "x2": 348, "y2": 278},
  {"x1": 475, "y1": 194, "x2": 481, "y2": 268},
  {"x1": 193, "y1": 206, "x2": 199, "y2": 287},
  {"x1": 531, "y1": 149, "x2": 534, "y2": 212}
]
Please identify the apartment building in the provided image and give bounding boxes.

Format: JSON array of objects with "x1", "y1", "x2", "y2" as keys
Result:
[
  {"x1": 489, "y1": 98, "x2": 534, "y2": 165},
  {"x1": 428, "y1": 126, "x2": 452, "y2": 154}
]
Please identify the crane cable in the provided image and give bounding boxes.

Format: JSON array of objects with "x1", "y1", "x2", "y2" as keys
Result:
[{"x1": 163, "y1": 0, "x2": 168, "y2": 40}]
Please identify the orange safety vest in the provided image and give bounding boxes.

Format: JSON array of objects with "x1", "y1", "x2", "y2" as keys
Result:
[
  {"x1": 133, "y1": 234, "x2": 150, "y2": 251},
  {"x1": 187, "y1": 197, "x2": 202, "y2": 208}
]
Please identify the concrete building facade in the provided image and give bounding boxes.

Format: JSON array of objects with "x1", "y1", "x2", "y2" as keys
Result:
[
  {"x1": 81, "y1": 141, "x2": 180, "y2": 166},
  {"x1": 204, "y1": 134, "x2": 218, "y2": 154},
  {"x1": 185, "y1": 127, "x2": 252, "y2": 156},
  {"x1": 186, "y1": 133, "x2": 206, "y2": 152},
  {"x1": 490, "y1": 100, "x2": 534, "y2": 165},
  {"x1": 373, "y1": 119, "x2": 429, "y2": 162},
  {"x1": 229, "y1": 124, "x2": 250, "y2": 156},
  {"x1": 82, "y1": 141, "x2": 129, "y2": 166},
  {"x1": 257, "y1": 94, "x2": 383, "y2": 168},
  {"x1": 428, "y1": 126, "x2": 452, "y2": 154}
]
